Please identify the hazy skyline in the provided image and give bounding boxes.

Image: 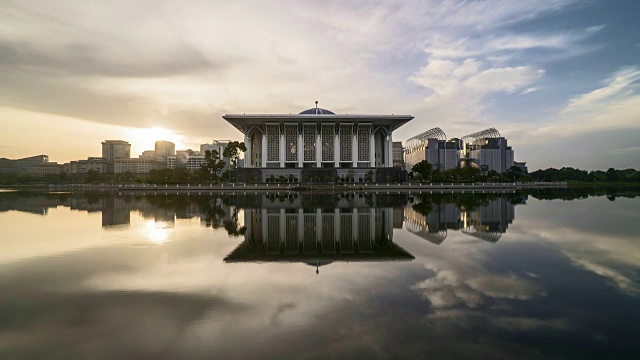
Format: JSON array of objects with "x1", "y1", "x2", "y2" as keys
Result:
[{"x1": 1, "y1": 0, "x2": 639, "y2": 170}]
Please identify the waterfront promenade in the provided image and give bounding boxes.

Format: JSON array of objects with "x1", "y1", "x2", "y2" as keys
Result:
[{"x1": 47, "y1": 182, "x2": 566, "y2": 194}]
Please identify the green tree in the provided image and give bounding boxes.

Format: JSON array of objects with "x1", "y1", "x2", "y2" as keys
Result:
[
  {"x1": 364, "y1": 170, "x2": 374, "y2": 182},
  {"x1": 223, "y1": 141, "x2": 247, "y2": 169},
  {"x1": 411, "y1": 160, "x2": 432, "y2": 181},
  {"x1": 86, "y1": 169, "x2": 101, "y2": 184},
  {"x1": 201, "y1": 150, "x2": 226, "y2": 182}
]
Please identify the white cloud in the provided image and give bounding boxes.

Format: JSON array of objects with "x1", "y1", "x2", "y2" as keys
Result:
[{"x1": 563, "y1": 67, "x2": 640, "y2": 113}]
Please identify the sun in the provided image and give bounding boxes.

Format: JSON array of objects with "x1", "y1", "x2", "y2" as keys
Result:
[
  {"x1": 130, "y1": 127, "x2": 183, "y2": 152},
  {"x1": 144, "y1": 220, "x2": 172, "y2": 244}
]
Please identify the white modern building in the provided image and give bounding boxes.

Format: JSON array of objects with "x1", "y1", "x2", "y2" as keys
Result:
[
  {"x1": 222, "y1": 105, "x2": 413, "y2": 182},
  {"x1": 461, "y1": 128, "x2": 514, "y2": 173}
]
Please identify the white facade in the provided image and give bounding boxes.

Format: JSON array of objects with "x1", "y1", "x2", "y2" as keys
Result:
[
  {"x1": 225, "y1": 111, "x2": 409, "y2": 170},
  {"x1": 467, "y1": 137, "x2": 514, "y2": 173}
]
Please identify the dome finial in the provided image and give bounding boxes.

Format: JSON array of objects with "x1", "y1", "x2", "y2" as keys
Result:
[{"x1": 315, "y1": 100, "x2": 318, "y2": 109}]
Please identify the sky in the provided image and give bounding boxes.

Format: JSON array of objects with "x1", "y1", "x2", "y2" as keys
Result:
[{"x1": 0, "y1": 0, "x2": 638, "y2": 170}]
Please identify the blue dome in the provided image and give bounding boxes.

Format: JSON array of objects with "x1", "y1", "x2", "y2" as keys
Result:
[{"x1": 299, "y1": 107, "x2": 335, "y2": 115}]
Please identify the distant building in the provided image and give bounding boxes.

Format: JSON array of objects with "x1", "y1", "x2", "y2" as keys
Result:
[
  {"x1": 0, "y1": 158, "x2": 15, "y2": 173},
  {"x1": 461, "y1": 129, "x2": 513, "y2": 173},
  {"x1": 155, "y1": 141, "x2": 175, "y2": 160},
  {"x1": 404, "y1": 128, "x2": 448, "y2": 172},
  {"x1": 17, "y1": 155, "x2": 50, "y2": 173},
  {"x1": 392, "y1": 141, "x2": 404, "y2": 168},
  {"x1": 184, "y1": 155, "x2": 207, "y2": 171},
  {"x1": 200, "y1": 140, "x2": 229, "y2": 157},
  {"x1": 514, "y1": 161, "x2": 528, "y2": 173},
  {"x1": 0, "y1": 155, "x2": 49, "y2": 174},
  {"x1": 102, "y1": 140, "x2": 131, "y2": 163},
  {"x1": 27, "y1": 162, "x2": 62, "y2": 175},
  {"x1": 426, "y1": 139, "x2": 460, "y2": 171},
  {"x1": 64, "y1": 157, "x2": 108, "y2": 174},
  {"x1": 114, "y1": 158, "x2": 164, "y2": 174},
  {"x1": 139, "y1": 150, "x2": 156, "y2": 159}
]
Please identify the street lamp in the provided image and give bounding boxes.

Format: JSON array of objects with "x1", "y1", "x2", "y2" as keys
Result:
[{"x1": 165, "y1": 177, "x2": 168, "y2": 187}]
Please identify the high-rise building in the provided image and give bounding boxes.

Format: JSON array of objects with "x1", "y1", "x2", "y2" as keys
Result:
[
  {"x1": 461, "y1": 129, "x2": 514, "y2": 173},
  {"x1": 425, "y1": 139, "x2": 460, "y2": 171},
  {"x1": 102, "y1": 140, "x2": 131, "y2": 163},
  {"x1": 392, "y1": 141, "x2": 404, "y2": 168},
  {"x1": 155, "y1": 141, "x2": 175, "y2": 160},
  {"x1": 404, "y1": 128, "x2": 448, "y2": 172}
]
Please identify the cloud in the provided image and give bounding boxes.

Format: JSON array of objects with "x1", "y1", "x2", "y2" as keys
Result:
[
  {"x1": 611, "y1": 147, "x2": 640, "y2": 155},
  {"x1": 562, "y1": 67, "x2": 640, "y2": 113}
]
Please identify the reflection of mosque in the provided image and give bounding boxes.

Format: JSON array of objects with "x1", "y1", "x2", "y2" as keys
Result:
[
  {"x1": 224, "y1": 201, "x2": 414, "y2": 270},
  {"x1": 404, "y1": 198, "x2": 520, "y2": 244}
]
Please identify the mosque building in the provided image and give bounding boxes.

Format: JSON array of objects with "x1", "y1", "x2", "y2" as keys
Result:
[{"x1": 223, "y1": 103, "x2": 413, "y2": 182}]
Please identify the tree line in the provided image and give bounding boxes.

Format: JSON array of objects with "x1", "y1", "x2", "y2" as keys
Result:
[{"x1": 409, "y1": 161, "x2": 640, "y2": 184}]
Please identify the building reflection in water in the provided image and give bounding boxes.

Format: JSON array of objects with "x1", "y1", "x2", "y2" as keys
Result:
[
  {"x1": 225, "y1": 195, "x2": 414, "y2": 272},
  {"x1": 0, "y1": 191, "x2": 522, "y2": 250},
  {"x1": 404, "y1": 197, "x2": 521, "y2": 244}
]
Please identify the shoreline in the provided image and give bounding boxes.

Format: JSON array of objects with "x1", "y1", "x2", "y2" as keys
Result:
[{"x1": 27, "y1": 182, "x2": 570, "y2": 194}]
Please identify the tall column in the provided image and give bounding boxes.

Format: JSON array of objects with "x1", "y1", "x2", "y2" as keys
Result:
[
  {"x1": 316, "y1": 208, "x2": 322, "y2": 245},
  {"x1": 370, "y1": 208, "x2": 375, "y2": 243},
  {"x1": 369, "y1": 134, "x2": 375, "y2": 167},
  {"x1": 387, "y1": 133, "x2": 393, "y2": 167},
  {"x1": 297, "y1": 133, "x2": 303, "y2": 168},
  {"x1": 334, "y1": 208, "x2": 340, "y2": 243},
  {"x1": 261, "y1": 134, "x2": 267, "y2": 168},
  {"x1": 316, "y1": 132, "x2": 321, "y2": 167},
  {"x1": 244, "y1": 134, "x2": 251, "y2": 168},
  {"x1": 352, "y1": 132, "x2": 358, "y2": 168},
  {"x1": 297, "y1": 209, "x2": 304, "y2": 244},
  {"x1": 279, "y1": 133, "x2": 285, "y2": 168},
  {"x1": 352, "y1": 208, "x2": 358, "y2": 243},
  {"x1": 261, "y1": 208, "x2": 267, "y2": 246},
  {"x1": 334, "y1": 134, "x2": 340, "y2": 167}
]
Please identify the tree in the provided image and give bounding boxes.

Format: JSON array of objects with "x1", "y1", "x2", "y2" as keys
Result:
[
  {"x1": 86, "y1": 169, "x2": 101, "y2": 184},
  {"x1": 201, "y1": 150, "x2": 226, "y2": 182},
  {"x1": 223, "y1": 141, "x2": 247, "y2": 169},
  {"x1": 364, "y1": 170, "x2": 374, "y2": 182},
  {"x1": 506, "y1": 166, "x2": 524, "y2": 181},
  {"x1": 347, "y1": 169, "x2": 355, "y2": 182},
  {"x1": 411, "y1": 160, "x2": 432, "y2": 181}
]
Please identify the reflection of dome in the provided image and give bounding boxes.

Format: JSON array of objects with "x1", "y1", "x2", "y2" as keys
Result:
[{"x1": 299, "y1": 108, "x2": 335, "y2": 115}]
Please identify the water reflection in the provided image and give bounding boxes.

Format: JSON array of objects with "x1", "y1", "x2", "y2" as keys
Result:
[
  {"x1": 404, "y1": 197, "x2": 519, "y2": 244},
  {"x1": 1, "y1": 188, "x2": 639, "y2": 358},
  {"x1": 226, "y1": 205, "x2": 413, "y2": 271}
]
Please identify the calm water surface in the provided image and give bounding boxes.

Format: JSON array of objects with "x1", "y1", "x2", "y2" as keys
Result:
[{"x1": 1, "y1": 189, "x2": 639, "y2": 359}]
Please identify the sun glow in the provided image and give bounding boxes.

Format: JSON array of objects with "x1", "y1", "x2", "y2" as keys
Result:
[
  {"x1": 129, "y1": 127, "x2": 183, "y2": 154},
  {"x1": 144, "y1": 220, "x2": 172, "y2": 244}
]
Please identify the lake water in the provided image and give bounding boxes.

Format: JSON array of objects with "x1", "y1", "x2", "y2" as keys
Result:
[{"x1": 1, "y1": 189, "x2": 639, "y2": 359}]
